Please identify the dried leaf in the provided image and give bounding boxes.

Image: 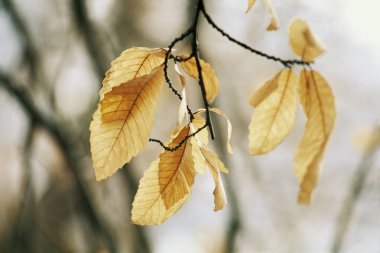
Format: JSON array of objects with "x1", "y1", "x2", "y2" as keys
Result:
[
  {"x1": 90, "y1": 66, "x2": 164, "y2": 181},
  {"x1": 196, "y1": 108, "x2": 233, "y2": 154},
  {"x1": 289, "y1": 19, "x2": 326, "y2": 62},
  {"x1": 180, "y1": 54, "x2": 220, "y2": 103},
  {"x1": 174, "y1": 63, "x2": 188, "y2": 127},
  {"x1": 249, "y1": 69, "x2": 298, "y2": 155},
  {"x1": 100, "y1": 47, "x2": 166, "y2": 99},
  {"x1": 189, "y1": 116, "x2": 208, "y2": 174},
  {"x1": 263, "y1": 0, "x2": 279, "y2": 31},
  {"x1": 131, "y1": 125, "x2": 195, "y2": 225},
  {"x1": 295, "y1": 70, "x2": 336, "y2": 204},
  {"x1": 201, "y1": 148, "x2": 228, "y2": 211},
  {"x1": 249, "y1": 72, "x2": 280, "y2": 107},
  {"x1": 246, "y1": 0, "x2": 257, "y2": 13}
]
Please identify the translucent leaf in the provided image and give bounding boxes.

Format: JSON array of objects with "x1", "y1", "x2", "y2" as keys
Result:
[
  {"x1": 289, "y1": 19, "x2": 326, "y2": 62},
  {"x1": 294, "y1": 70, "x2": 336, "y2": 204},
  {"x1": 180, "y1": 54, "x2": 220, "y2": 103},
  {"x1": 201, "y1": 148, "x2": 229, "y2": 211},
  {"x1": 249, "y1": 72, "x2": 280, "y2": 107},
  {"x1": 249, "y1": 69, "x2": 298, "y2": 155},
  {"x1": 246, "y1": 0, "x2": 257, "y2": 12},
  {"x1": 90, "y1": 66, "x2": 164, "y2": 181},
  {"x1": 263, "y1": 0, "x2": 279, "y2": 31},
  {"x1": 174, "y1": 63, "x2": 188, "y2": 127},
  {"x1": 131, "y1": 125, "x2": 196, "y2": 225},
  {"x1": 196, "y1": 108, "x2": 233, "y2": 154},
  {"x1": 100, "y1": 47, "x2": 165, "y2": 100},
  {"x1": 189, "y1": 116, "x2": 208, "y2": 174}
]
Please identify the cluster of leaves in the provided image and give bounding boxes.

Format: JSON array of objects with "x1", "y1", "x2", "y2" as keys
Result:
[
  {"x1": 89, "y1": 1, "x2": 336, "y2": 225},
  {"x1": 248, "y1": 19, "x2": 336, "y2": 204},
  {"x1": 90, "y1": 47, "x2": 231, "y2": 225}
]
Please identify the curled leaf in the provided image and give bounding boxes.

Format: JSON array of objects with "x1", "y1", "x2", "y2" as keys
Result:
[
  {"x1": 197, "y1": 108, "x2": 233, "y2": 154},
  {"x1": 179, "y1": 54, "x2": 220, "y2": 103},
  {"x1": 201, "y1": 148, "x2": 229, "y2": 211},
  {"x1": 174, "y1": 63, "x2": 188, "y2": 127},
  {"x1": 249, "y1": 69, "x2": 298, "y2": 155},
  {"x1": 263, "y1": 0, "x2": 279, "y2": 31},
  {"x1": 90, "y1": 66, "x2": 164, "y2": 181},
  {"x1": 246, "y1": 0, "x2": 257, "y2": 13},
  {"x1": 289, "y1": 19, "x2": 326, "y2": 62},
  {"x1": 294, "y1": 70, "x2": 336, "y2": 204}
]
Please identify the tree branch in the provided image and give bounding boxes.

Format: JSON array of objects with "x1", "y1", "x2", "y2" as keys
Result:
[
  {"x1": 0, "y1": 72, "x2": 117, "y2": 253},
  {"x1": 330, "y1": 127, "x2": 380, "y2": 253}
]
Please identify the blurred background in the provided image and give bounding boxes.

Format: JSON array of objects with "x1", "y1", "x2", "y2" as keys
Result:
[{"x1": 0, "y1": 0, "x2": 379, "y2": 252}]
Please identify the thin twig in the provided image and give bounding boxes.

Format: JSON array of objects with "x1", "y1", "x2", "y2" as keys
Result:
[
  {"x1": 200, "y1": 6, "x2": 311, "y2": 67},
  {"x1": 149, "y1": 124, "x2": 208, "y2": 151}
]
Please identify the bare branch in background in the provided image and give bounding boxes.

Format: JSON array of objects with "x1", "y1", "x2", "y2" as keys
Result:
[
  {"x1": 11, "y1": 122, "x2": 36, "y2": 253},
  {"x1": 70, "y1": 0, "x2": 152, "y2": 250},
  {"x1": 0, "y1": 72, "x2": 117, "y2": 253},
  {"x1": 330, "y1": 127, "x2": 380, "y2": 253},
  {"x1": 70, "y1": 0, "x2": 110, "y2": 78}
]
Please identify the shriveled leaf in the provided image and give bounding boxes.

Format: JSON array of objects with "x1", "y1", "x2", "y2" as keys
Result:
[
  {"x1": 249, "y1": 69, "x2": 298, "y2": 155},
  {"x1": 263, "y1": 0, "x2": 279, "y2": 31},
  {"x1": 90, "y1": 66, "x2": 164, "y2": 181},
  {"x1": 249, "y1": 72, "x2": 280, "y2": 107},
  {"x1": 196, "y1": 108, "x2": 233, "y2": 154},
  {"x1": 180, "y1": 54, "x2": 220, "y2": 103},
  {"x1": 201, "y1": 148, "x2": 229, "y2": 174},
  {"x1": 201, "y1": 148, "x2": 228, "y2": 211},
  {"x1": 289, "y1": 19, "x2": 325, "y2": 62},
  {"x1": 246, "y1": 0, "x2": 257, "y2": 12},
  {"x1": 294, "y1": 70, "x2": 336, "y2": 204},
  {"x1": 190, "y1": 114, "x2": 209, "y2": 147},
  {"x1": 131, "y1": 125, "x2": 196, "y2": 225},
  {"x1": 189, "y1": 116, "x2": 208, "y2": 174},
  {"x1": 174, "y1": 63, "x2": 188, "y2": 127}
]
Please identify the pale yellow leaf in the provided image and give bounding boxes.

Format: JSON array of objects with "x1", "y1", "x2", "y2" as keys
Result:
[
  {"x1": 174, "y1": 63, "x2": 188, "y2": 127},
  {"x1": 201, "y1": 148, "x2": 229, "y2": 211},
  {"x1": 190, "y1": 114, "x2": 209, "y2": 147},
  {"x1": 90, "y1": 66, "x2": 164, "y2": 181},
  {"x1": 249, "y1": 72, "x2": 280, "y2": 107},
  {"x1": 289, "y1": 19, "x2": 326, "y2": 62},
  {"x1": 263, "y1": 0, "x2": 279, "y2": 31},
  {"x1": 294, "y1": 70, "x2": 336, "y2": 204},
  {"x1": 201, "y1": 148, "x2": 229, "y2": 174},
  {"x1": 131, "y1": 125, "x2": 196, "y2": 225},
  {"x1": 189, "y1": 116, "x2": 208, "y2": 174},
  {"x1": 196, "y1": 108, "x2": 233, "y2": 154},
  {"x1": 249, "y1": 69, "x2": 298, "y2": 155},
  {"x1": 100, "y1": 47, "x2": 166, "y2": 99},
  {"x1": 180, "y1": 54, "x2": 220, "y2": 103},
  {"x1": 246, "y1": 0, "x2": 257, "y2": 13}
]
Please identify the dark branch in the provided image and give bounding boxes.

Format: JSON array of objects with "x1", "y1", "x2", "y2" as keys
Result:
[
  {"x1": 149, "y1": 124, "x2": 207, "y2": 151},
  {"x1": 200, "y1": 5, "x2": 311, "y2": 67}
]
